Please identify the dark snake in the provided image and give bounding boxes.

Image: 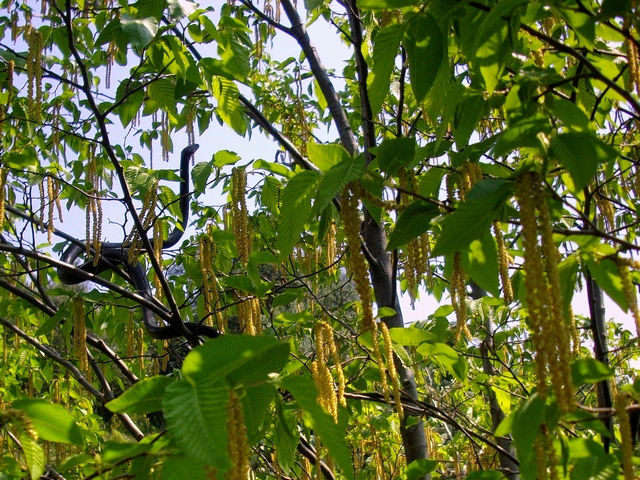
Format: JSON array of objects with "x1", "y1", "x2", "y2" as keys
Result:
[{"x1": 57, "y1": 145, "x2": 221, "y2": 339}]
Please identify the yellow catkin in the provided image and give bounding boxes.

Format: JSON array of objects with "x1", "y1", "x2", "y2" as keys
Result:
[
  {"x1": 161, "y1": 111, "x2": 170, "y2": 163},
  {"x1": 616, "y1": 257, "x2": 640, "y2": 336},
  {"x1": 126, "y1": 310, "x2": 135, "y2": 357},
  {"x1": 325, "y1": 221, "x2": 337, "y2": 274},
  {"x1": 451, "y1": 252, "x2": 471, "y2": 341},
  {"x1": 250, "y1": 297, "x2": 262, "y2": 335},
  {"x1": 153, "y1": 217, "x2": 164, "y2": 301},
  {"x1": 615, "y1": 392, "x2": 635, "y2": 480},
  {"x1": 0, "y1": 168, "x2": 6, "y2": 228},
  {"x1": 594, "y1": 191, "x2": 616, "y2": 233},
  {"x1": 625, "y1": 15, "x2": 640, "y2": 95},
  {"x1": 72, "y1": 297, "x2": 89, "y2": 374},
  {"x1": 493, "y1": 222, "x2": 513, "y2": 304},
  {"x1": 26, "y1": 28, "x2": 42, "y2": 122},
  {"x1": 231, "y1": 168, "x2": 249, "y2": 266},
  {"x1": 137, "y1": 328, "x2": 144, "y2": 375},
  {"x1": 380, "y1": 322, "x2": 403, "y2": 418},
  {"x1": 515, "y1": 173, "x2": 550, "y2": 399},
  {"x1": 126, "y1": 183, "x2": 157, "y2": 264},
  {"x1": 535, "y1": 179, "x2": 574, "y2": 411},
  {"x1": 312, "y1": 323, "x2": 341, "y2": 421},
  {"x1": 517, "y1": 172, "x2": 574, "y2": 411},
  {"x1": 47, "y1": 176, "x2": 55, "y2": 243},
  {"x1": 200, "y1": 234, "x2": 215, "y2": 325},
  {"x1": 340, "y1": 185, "x2": 374, "y2": 332},
  {"x1": 225, "y1": 390, "x2": 250, "y2": 480},
  {"x1": 371, "y1": 326, "x2": 391, "y2": 404},
  {"x1": 324, "y1": 324, "x2": 347, "y2": 408}
]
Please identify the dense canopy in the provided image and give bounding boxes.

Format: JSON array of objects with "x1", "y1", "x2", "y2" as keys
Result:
[{"x1": 0, "y1": 0, "x2": 639, "y2": 479}]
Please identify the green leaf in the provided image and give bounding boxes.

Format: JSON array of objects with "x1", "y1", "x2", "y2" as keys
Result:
[
  {"x1": 133, "y1": 0, "x2": 167, "y2": 20},
  {"x1": 115, "y1": 82, "x2": 144, "y2": 128},
  {"x1": 387, "y1": 200, "x2": 439, "y2": 250},
  {"x1": 12, "y1": 399, "x2": 84, "y2": 446},
  {"x1": 417, "y1": 343, "x2": 467, "y2": 382},
  {"x1": 212, "y1": 77, "x2": 246, "y2": 135},
  {"x1": 388, "y1": 327, "x2": 436, "y2": 346},
  {"x1": 551, "y1": 133, "x2": 618, "y2": 192},
  {"x1": 191, "y1": 160, "x2": 215, "y2": 195},
  {"x1": 404, "y1": 13, "x2": 444, "y2": 103},
  {"x1": 315, "y1": 157, "x2": 365, "y2": 213},
  {"x1": 253, "y1": 159, "x2": 294, "y2": 179},
  {"x1": 600, "y1": 0, "x2": 632, "y2": 18},
  {"x1": 280, "y1": 375, "x2": 354, "y2": 480},
  {"x1": 465, "y1": 471, "x2": 505, "y2": 480},
  {"x1": 559, "y1": 8, "x2": 595, "y2": 49},
  {"x1": 121, "y1": 14, "x2": 158, "y2": 49},
  {"x1": 433, "y1": 179, "x2": 512, "y2": 256},
  {"x1": 511, "y1": 394, "x2": 545, "y2": 480},
  {"x1": 367, "y1": 23, "x2": 404, "y2": 117},
  {"x1": 404, "y1": 459, "x2": 439, "y2": 480},
  {"x1": 105, "y1": 376, "x2": 175, "y2": 415},
  {"x1": 162, "y1": 455, "x2": 210, "y2": 480},
  {"x1": 453, "y1": 94, "x2": 485, "y2": 149},
  {"x1": 461, "y1": 231, "x2": 500, "y2": 297},
  {"x1": 375, "y1": 137, "x2": 416, "y2": 176},
  {"x1": 585, "y1": 257, "x2": 628, "y2": 311},
  {"x1": 213, "y1": 150, "x2": 241, "y2": 168},
  {"x1": 20, "y1": 433, "x2": 45, "y2": 480},
  {"x1": 221, "y1": 274, "x2": 256, "y2": 294},
  {"x1": 307, "y1": 143, "x2": 351, "y2": 172},
  {"x1": 570, "y1": 453, "x2": 618, "y2": 480},
  {"x1": 357, "y1": 0, "x2": 421, "y2": 9},
  {"x1": 493, "y1": 113, "x2": 551, "y2": 158},
  {"x1": 571, "y1": 358, "x2": 614, "y2": 385},
  {"x1": 163, "y1": 379, "x2": 230, "y2": 469},
  {"x1": 182, "y1": 335, "x2": 290, "y2": 386},
  {"x1": 277, "y1": 170, "x2": 320, "y2": 257}
]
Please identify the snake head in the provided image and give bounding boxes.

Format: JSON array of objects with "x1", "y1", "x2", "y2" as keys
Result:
[{"x1": 182, "y1": 144, "x2": 200, "y2": 158}]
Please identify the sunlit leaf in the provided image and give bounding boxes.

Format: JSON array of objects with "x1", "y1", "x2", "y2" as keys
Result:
[
  {"x1": 105, "y1": 376, "x2": 175, "y2": 415},
  {"x1": 12, "y1": 399, "x2": 85, "y2": 446}
]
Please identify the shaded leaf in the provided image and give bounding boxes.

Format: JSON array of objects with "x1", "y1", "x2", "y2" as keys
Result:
[
  {"x1": 387, "y1": 200, "x2": 439, "y2": 250},
  {"x1": 433, "y1": 179, "x2": 512, "y2": 256},
  {"x1": 105, "y1": 376, "x2": 175, "y2": 415},
  {"x1": 280, "y1": 375, "x2": 354, "y2": 480},
  {"x1": 376, "y1": 137, "x2": 416, "y2": 176},
  {"x1": 368, "y1": 23, "x2": 404, "y2": 116},
  {"x1": 571, "y1": 358, "x2": 614, "y2": 385},
  {"x1": 404, "y1": 13, "x2": 444, "y2": 103},
  {"x1": 315, "y1": 157, "x2": 365, "y2": 213},
  {"x1": 12, "y1": 399, "x2": 84, "y2": 446},
  {"x1": 277, "y1": 171, "x2": 320, "y2": 257},
  {"x1": 121, "y1": 14, "x2": 158, "y2": 49},
  {"x1": 163, "y1": 379, "x2": 230, "y2": 469},
  {"x1": 20, "y1": 433, "x2": 45, "y2": 480},
  {"x1": 551, "y1": 133, "x2": 617, "y2": 192}
]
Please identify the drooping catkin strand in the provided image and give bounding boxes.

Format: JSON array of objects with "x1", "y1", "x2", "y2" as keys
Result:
[
  {"x1": 535, "y1": 179, "x2": 574, "y2": 411},
  {"x1": 340, "y1": 185, "x2": 374, "y2": 332},
  {"x1": 372, "y1": 326, "x2": 391, "y2": 404},
  {"x1": 0, "y1": 168, "x2": 6, "y2": 228},
  {"x1": 47, "y1": 176, "x2": 55, "y2": 243},
  {"x1": 72, "y1": 297, "x2": 89, "y2": 374},
  {"x1": 616, "y1": 257, "x2": 640, "y2": 336},
  {"x1": 615, "y1": 392, "x2": 635, "y2": 480},
  {"x1": 312, "y1": 323, "x2": 344, "y2": 421},
  {"x1": 594, "y1": 191, "x2": 616, "y2": 233},
  {"x1": 516, "y1": 172, "x2": 574, "y2": 411},
  {"x1": 380, "y1": 322, "x2": 403, "y2": 419},
  {"x1": 126, "y1": 310, "x2": 135, "y2": 357},
  {"x1": 625, "y1": 15, "x2": 640, "y2": 95},
  {"x1": 231, "y1": 168, "x2": 250, "y2": 266},
  {"x1": 325, "y1": 221, "x2": 337, "y2": 274},
  {"x1": 451, "y1": 252, "x2": 471, "y2": 341},
  {"x1": 225, "y1": 389, "x2": 250, "y2": 480},
  {"x1": 515, "y1": 173, "x2": 550, "y2": 399},
  {"x1": 200, "y1": 233, "x2": 215, "y2": 325},
  {"x1": 26, "y1": 28, "x2": 43, "y2": 123},
  {"x1": 493, "y1": 222, "x2": 513, "y2": 304},
  {"x1": 126, "y1": 183, "x2": 157, "y2": 265},
  {"x1": 161, "y1": 111, "x2": 170, "y2": 163}
]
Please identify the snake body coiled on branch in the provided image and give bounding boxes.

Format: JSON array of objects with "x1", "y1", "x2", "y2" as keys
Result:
[{"x1": 57, "y1": 145, "x2": 221, "y2": 340}]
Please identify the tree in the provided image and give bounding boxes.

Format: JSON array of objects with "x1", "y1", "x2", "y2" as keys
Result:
[{"x1": 0, "y1": 0, "x2": 639, "y2": 478}]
